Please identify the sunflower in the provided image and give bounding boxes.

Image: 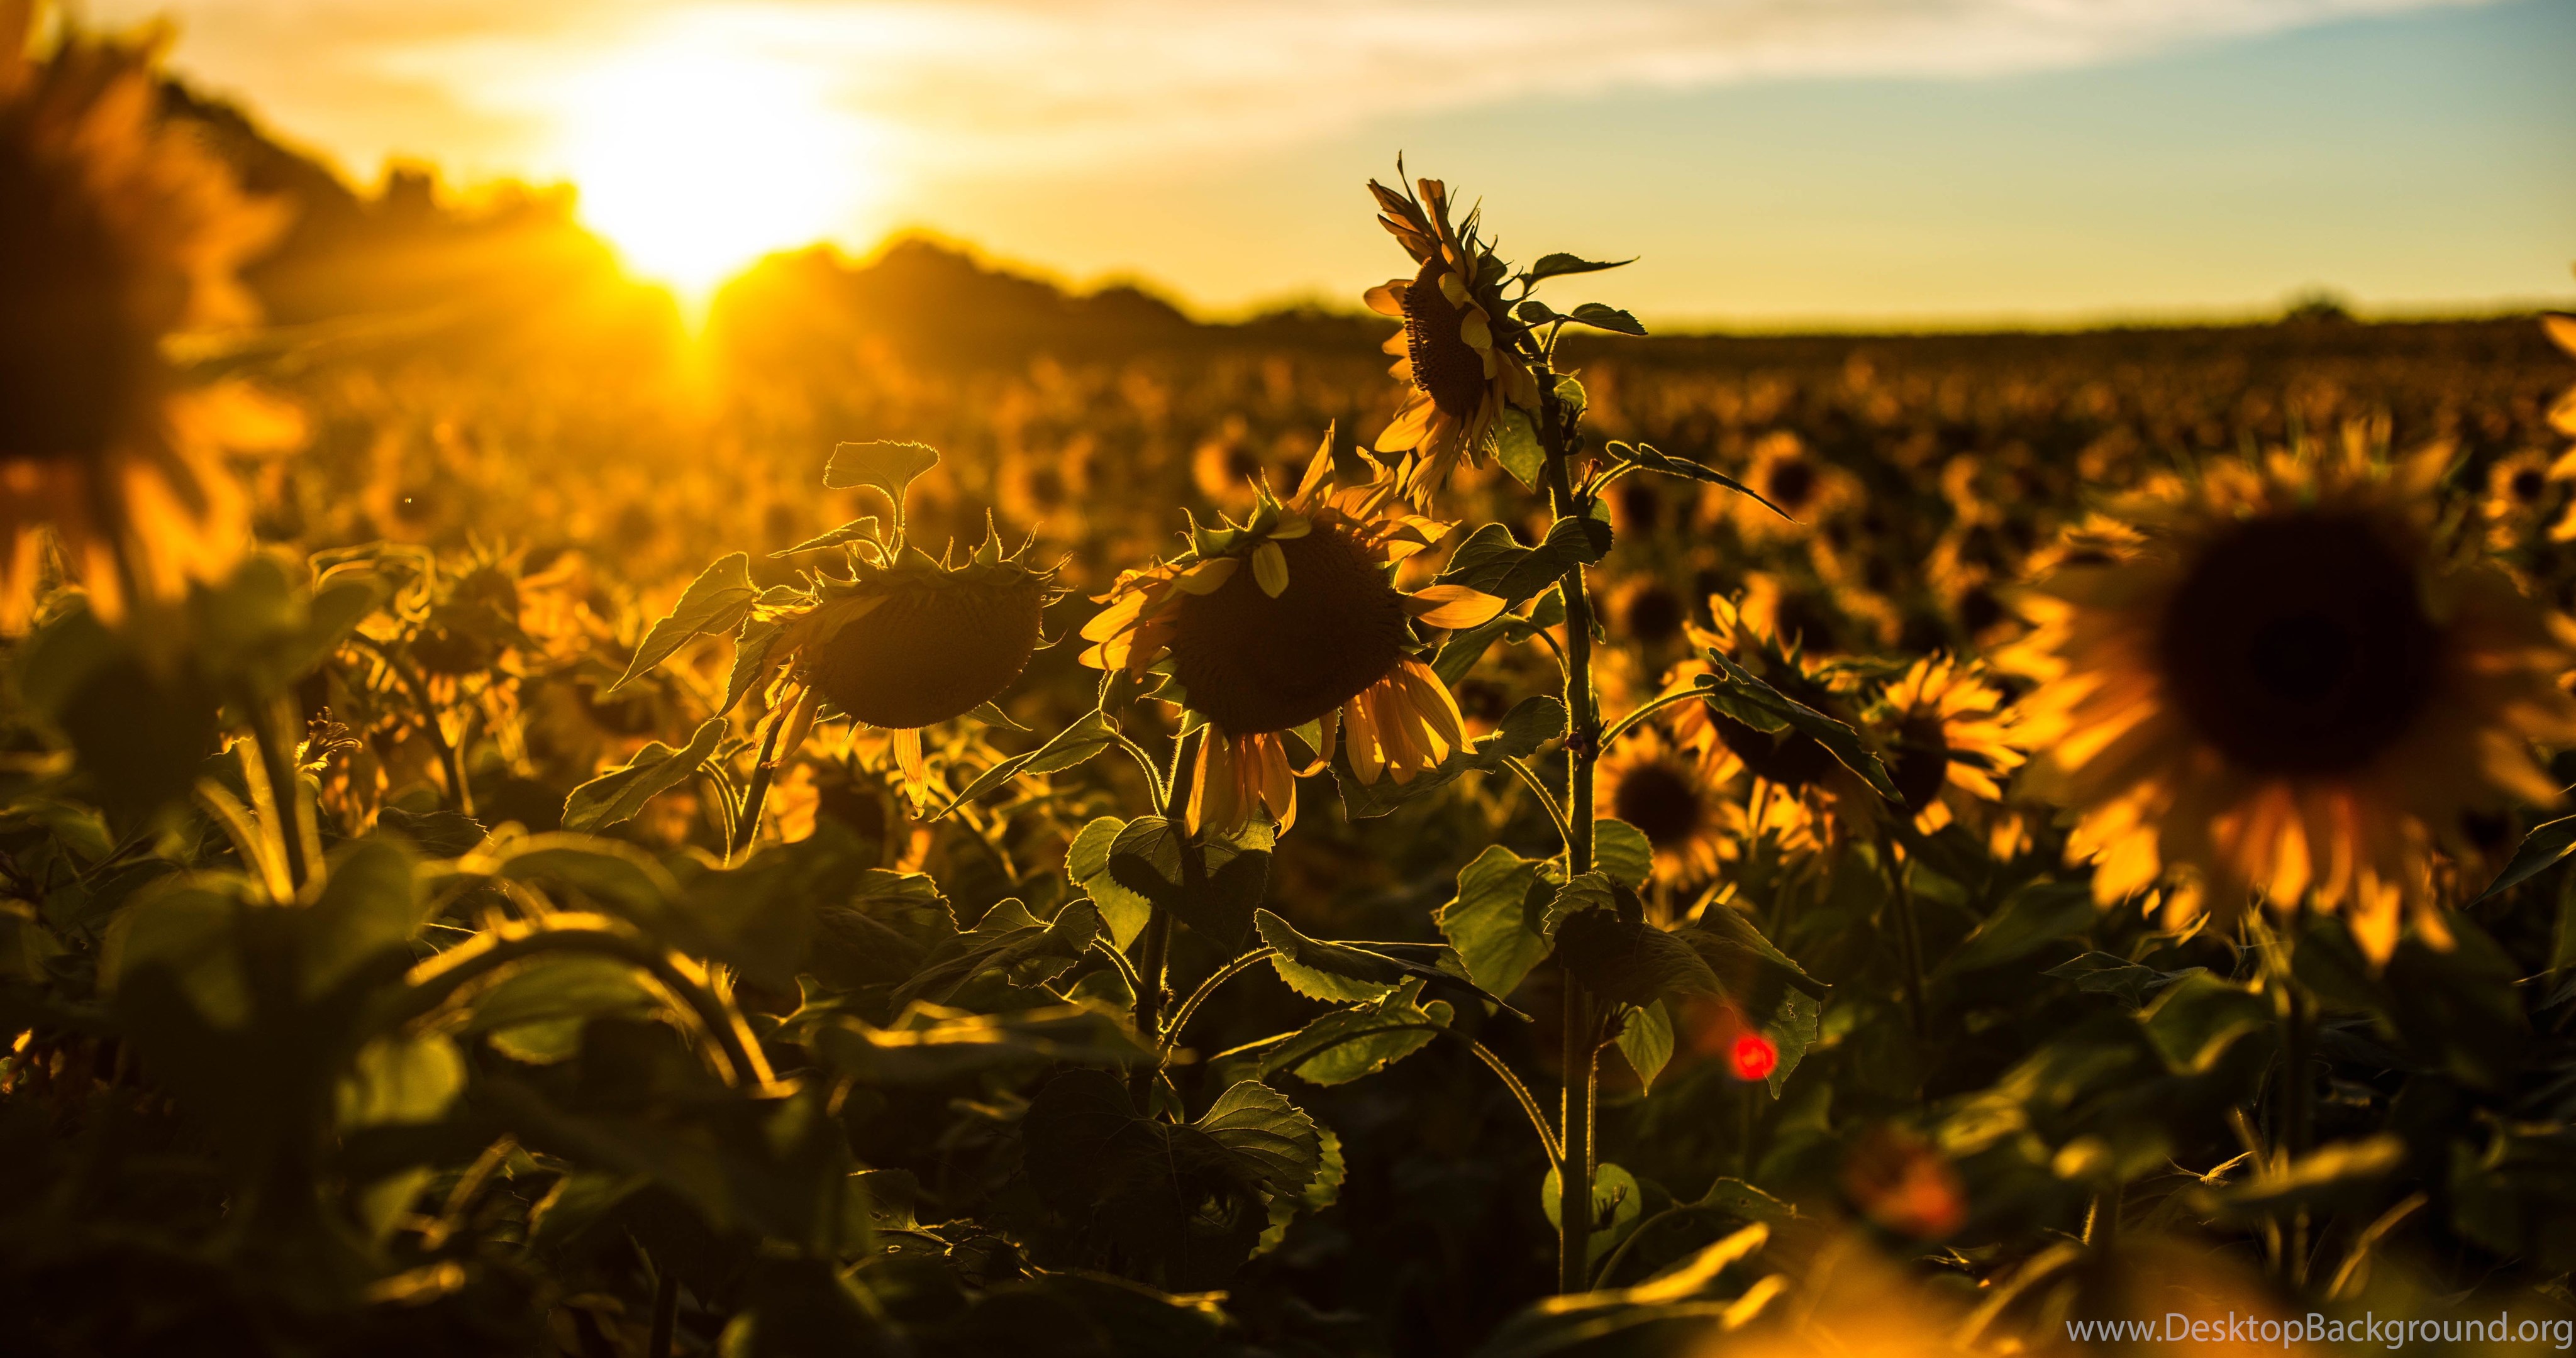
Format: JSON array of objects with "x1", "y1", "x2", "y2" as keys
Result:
[
  {"x1": 1716, "y1": 431, "x2": 1859, "y2": 544},
  {"x1": 1872, "y1": 655, "x2": 2027, "y2": 857},
  {"x1": 1079, "y1": 436, "x2": 1503, "y2": 834},
  {"x1": 1668, "y1": 595, "x2": 1875, "y2": 846},
  {"x1": 1, "y1": 6, "x2": 294, "y2": 629},
  {"x1": 2007, "y1": 441, "x2": 2576, "y2": 959},
  {"x1": 2477, "y1": 448, "x2": 2560, "y2": 551},
  {"x1": 2547, "y1": 311, "x2": 2576, "y2": 448},
  {"x1": 1597, "y1": 727, "x2": 1729, "y2": 886},
  {"x1": 1363, "y1": 175, "x2": 1540, "y2": 505}
]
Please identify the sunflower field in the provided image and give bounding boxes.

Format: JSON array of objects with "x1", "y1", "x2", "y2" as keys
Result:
[{"x1": 12, "y1": 10, "x2": 2576, "y2": 1357}]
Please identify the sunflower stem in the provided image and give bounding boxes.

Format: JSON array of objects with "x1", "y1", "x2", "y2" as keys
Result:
[
  {"x1": 1538, "y1": 370, "x2": 1602, "y2": 1296},
  {"x1": 1597, "y1": 687, "x2": 1706, "y2": 752},
  {"x1": 1134, "y1": 727, "x2": 1202, "y2": 1107},
  {"x1": 727, "y1": 709, "x2": 789, "y2": 864},
  {"x1": 1888, "y1": 848, "x2": 1929, "y2": 1044},
  {"x1": 1499, "y1": 754, "x2": 1573, "y2": 851}
]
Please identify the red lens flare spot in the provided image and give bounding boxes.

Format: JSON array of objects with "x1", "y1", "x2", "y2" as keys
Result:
[{"x1": 1728, "y1": 1033, "x2": 1778, "y2": 1081}]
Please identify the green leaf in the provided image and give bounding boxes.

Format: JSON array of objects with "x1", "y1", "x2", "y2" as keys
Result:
[
  {"x1": 2141, "y1": 973, "x2": 2273, "y2": 1076},
  {"x1": 1067, "y1": 815, "x2": 1151, "y2": 949},
  {"x1": 1935, "y1": 880, "x2": 2095, "y2": 980},
  {"x1": 1594, "y1": 819, "x2": 1653, "y2": 890},
  {"x1": 1539, "y1": 1161, "x2": 1643, "y2": 1267},
  {"x1": 561, "y1": 718, "x2": 728, "y2": 833},
  {"x1": 824, "y1": 440, "x2": 941, "y2": 516},
  {"x1": 770, "y1": 516, "x2": 881, "y2": 558},
  {"x1": 611, "y1": 554, "x2": 758, "y2": 694},
  {"x1": 1613, "y1": 442, "x2": 1789, "y2": 520},
  {"x1": 1565, "y1": 303, "x2": 1646, "y2": 336},
  {"x1": 1106, "y1": 816, "x2": 1269, "y2": 952},
  {"x1": 804, "y1": 1003, "x2": 1145, "y2": 1084},
  {"x1": 1436, "y1": 846, "x2": 1561, "y2": 998},
  {"x1": 2476, "y1": 810, "x2": 2576, "y2": 902},
  {"x1": 936, "y1": 710, "x2": 1120, "y2": 816},
  {"x1": 1256, "y1": 909, "x2": 1404, "y2": 1002},
  {"x1": 1615, "y1": 1000, "x2": 1674, "y2": 1093},
  {"x1": 891, "y1": 900, "x2": 1102, "y2": 1009},
  {"x1": 337, "y1": 1030, "x2": 464, "y2": 1129},
  {"x1": 1435, "y1": 517, "x2": 1613, "y2": 611},
  {"x1": 1258, "y1": 980, "x2": 1453, "y2": 1087},
  {"x1": 2045, "y1": 951, "x2": 2177, "y2": 1008},
  {"x1": 464, "y1": 955, "x2": 660, "y2": 1064},
  {"x1": 1543, "y1": 871, "x2": 1619, "y2": 935},
  {"x1": 1693, "y1": 652, "x2": 1899, "y2": 800},
  {"x1": 1332, "y1": 695, "x2": 1566, "y2": 819},
  {"x1": 722, "y1": 617, "x2": 788, "y2": 715},
  {"x1": 1020, "y1": 1070, "x2": 1321, "y2": 1287},
  {"x1": 1495, "y1": 407, "x2": 1546, "y2": 489},
  {"x1": 301, "y1": 837, "x2": 424, "y2": 1003},
  {"x1": 1679, "y1": 904, "x2": 1830, "y2": 1001},
  {"x1": 2196, "y1": 1136, "x2": 2406, "y2": 1219},
  {"x1": 1556, "y1": 910, "x2": 1722, "y2": 1010},
  {"x1": 1524, "y1": 253, "x2": 1637, "y2": 284}
]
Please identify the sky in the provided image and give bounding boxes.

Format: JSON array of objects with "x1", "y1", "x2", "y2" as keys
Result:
[{"x1": 80, "y1": 0, "x2": 2576, "y2": 328}]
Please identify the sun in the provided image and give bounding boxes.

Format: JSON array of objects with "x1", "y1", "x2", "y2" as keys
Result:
[{"x1": 554, "y1": 41, "x2": 878, "y2": 302}]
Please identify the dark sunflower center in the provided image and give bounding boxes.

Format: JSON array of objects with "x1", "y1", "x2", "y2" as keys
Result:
[
  {"x1": 802, "y1": 575, "x2": 1046, "y2": 729},
  {"x1": 2511, "y1": 468, "x2": 2545, "y2": 503},
  {"x1": 0, "y1": 143, "x2": 152, "y2": 463},
  {"x1": 1401, "y1": 256, "x2": 1489, "y2": 421},
  {"x1": 1890, "y1": 717, "x2": 1950, "y2": 811},
  {"x1": 2155, "y1": 512, "x2": 2438, "y2": 775},
  {"x1": 1612, "y1": 759, "x2": 1705, "y2": 849},
  {"x1": 1711, "y1": 714, "x2": 1838, "y2": 790},
  {"x1": 1167, "y1": 524, "x2": 1409, "y2": 734},
  {"x1": 1623, "y1": 585, "x2": 1685, "y2": 646},
  {"x1": 1765, "y1": 460, "x2": 1817, "y2": 511}
]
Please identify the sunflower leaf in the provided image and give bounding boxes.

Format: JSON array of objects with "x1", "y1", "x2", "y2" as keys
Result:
[
  {"x1": 1594, "y1": 819, "x2": 1654, "y2": 890},
  {"x1": 965, "y1": 700, "x2": 1029, "y2": 733},
  {"x1": 1565, "y1": 303, "x2": 1647, "y2": 337},
  {"x1": 2473, "y1": 810, "x2": 2576, "y2": 903},
  {"x1": 802, "y1": 1003, "x2": 1146, "y2": 1085},
  {"x1": 720, "y1": 617, "x2": 788, "y2": 715},
  {"x1": 1524, "y1": 253, "x2": 1638, "y2": 284},
  {"x1": 933, "y1": 710, "x2": 1121, "y2": 818},
  {"x1": 1066, "y1": 816, "x2": 1152, "y2": 949},
  {"x1": 824, "y1": 440, "x2": 941, "y2": 517},
  {"x1": 1256, "y1": 979, "x2": 1452, "y2": 1087},
  {"x1": 1434, "y1": 519, "x2": 1612, "y2": 612},
  {"x1": 1331, "y1": 695, "x2": 1565, "y2": 819},
  {"x1": 1693, "y1": 652, "x2": 1899, "y2": 801},
  {"x1": 1254, "y1": 908, "x2": 1511, "y2": 1015},
  {"x1": 1614, "y1": 442, "x2": 1791, "y2": 521},
  {"x1": 1680, "y1": 905, "x2": 1831, "y2": 1001},
  {"x1": 1495, "y1": 407, "x2": 1546, "y2": 489},
  {"x1": 1556, "y1": 910, "x2": 1723, "y2": 1010},
  {"x1": 609, "y1": 554, "x2": 758, "y2": 694},
  {"x1": 1438, "y1": 846, "x2": 1563, "y2": 998},
  {"x1": 560, "y1": 719, "x2": 728, "y2": 833},
  {"x1": 1614, "y1": 1000, "x2": 1675, "y2": 1093}
]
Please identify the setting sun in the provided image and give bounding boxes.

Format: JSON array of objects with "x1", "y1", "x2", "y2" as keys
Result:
[{"x1": 554, "y1": 41, "x2": 878, "y2": 300}]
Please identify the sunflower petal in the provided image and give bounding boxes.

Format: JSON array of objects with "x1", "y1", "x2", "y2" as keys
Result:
[
  {"x1": 1175, "y1": 556, "x2": 1240, "y2": 594},
  {"x1": 1406, "y1": 583, "x2": 1506, "y2": 629},
  {"x1": 1251, "y1": 541, "x2": 1290, "y2": 598}
]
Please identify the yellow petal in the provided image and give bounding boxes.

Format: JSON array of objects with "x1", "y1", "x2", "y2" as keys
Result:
[
  {"x1": 1365, "y1": 282, "x2": 1409, "y2": 318},
  {"x1": 1459, "y1": 309, "x2": 1492, "y2": 351},
  {"x1": 1268, "y1": 514, "x2": 1312, "y2": 539},
  {"x1": 1252, "y1": 541, "x2": 1290, "y2": 598},
  {"x1": 1406, "y1": 583, "x2": 1506, "y2": 629},
  {"x1": 1439, "y1": 271, "x2": 1468, "y2": 308}
]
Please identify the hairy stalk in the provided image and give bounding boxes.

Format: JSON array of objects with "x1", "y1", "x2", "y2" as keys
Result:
[
  {"x1": 1499, "y1": 754, "x2": 1574, "y2": 850},
  {"x1": 1538, "y1": 377, "x2": 1602, "y2": 1295},
  {"x1": 726, "y1": 707, "x2": 791, "y2": 863},
  {"x1": 1462, "y1": 1035, "x2": 1563, "y2": 1169},
  {"x1": 1133, "y1": 727, "x2": 1202, "y2": 1105},
  {"x1": 1162, "y1": 946, "x2": 1279, "y2": 1055},
  {"x1": 241, "y1": 691, "x2": 316, "y2": 892}
]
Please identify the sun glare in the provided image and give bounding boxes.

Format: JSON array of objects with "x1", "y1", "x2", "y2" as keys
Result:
[{"x1": 555, "y1": 43, "x2": 877, "y2": 303}]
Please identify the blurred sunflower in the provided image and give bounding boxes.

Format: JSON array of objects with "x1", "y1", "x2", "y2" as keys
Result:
[
  {"x1": 2547, "y1": 311, "x2": 2576, "y2": 448},
  {"x1": 2009, "y1": 441, "x2": 2576, "y2": 959},
  {"x1": 1670, "y1": 595, "x2": 1875, "y2": 845},
  {"x1": 1363, "y1": 174, "x2": 1540, "y2": 505},
  {"x1": 1872, "y1": 655, "x2": 2027, "y2": 855},
  {"x1": 0, "y1": 3, "x2": 294, "y2": 628},
  {"x1": 1717, "y1": 431, "x2": 1858, "y2": 543},
  {"x1": 1597, "y1": 727, "x2": 1729, "y2": 885},
  {"x1": 2477, "y1": 448, "x2": 2562, "y2": 550},
  {"x1": 747, "y1": 524, "x2": 1062, "y2": 810},
  {"x1": 1080, "y1": 436, "x2": 1503, "y2": 833}
]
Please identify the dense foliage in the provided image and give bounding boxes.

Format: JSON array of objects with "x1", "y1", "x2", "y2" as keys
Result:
[{"x1": 9, "y1": 20, "x2": 2576, "y2": 1357}]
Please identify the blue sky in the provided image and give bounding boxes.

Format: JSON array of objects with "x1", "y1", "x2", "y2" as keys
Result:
[{"x1": 96, "y1": 0, "x2": 2576, "y2": 325}]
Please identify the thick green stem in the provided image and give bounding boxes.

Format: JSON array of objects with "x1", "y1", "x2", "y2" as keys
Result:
[
  {"x1": 1539, "y1": 380, "x2": 1602, "y2": 1295},
  {"x1": 727, "y1": 709, "x2": 789, "y2": 863},
  {"x1": 244, "y1": 692, "x2": 316, "y2": 892},
  {"x1": 1133, "y1": 727, "x2": 1202, "y2": 1106},
  {"x1": 1889, "y1": 851, "x2": 1929, "y2": 1042}
]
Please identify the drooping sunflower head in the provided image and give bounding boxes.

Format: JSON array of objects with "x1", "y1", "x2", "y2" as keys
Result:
[
  {"x1": 1, "y1": 4, "x2": 291, "y2": 627},
  {"x1": 787, "y1": 533, "x2": 1057, "y2": 731},
  {"x1": 2009, "y1": 439, "x2": 2576, "y2": 959},
  {"x1": 1081, "y1": 434, "x2": 1502, "y2": 831},
  {"x1": 1363, "y1": 174, "x2": 1540, "y2": 506}
]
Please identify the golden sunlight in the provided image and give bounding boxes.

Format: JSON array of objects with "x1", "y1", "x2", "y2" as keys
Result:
[{"x1": 554, "y1": 41, "x2": 878, "y2": 301}]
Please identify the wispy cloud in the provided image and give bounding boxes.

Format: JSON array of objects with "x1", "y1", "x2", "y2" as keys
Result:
[{"x1": 101, "y1": 0, "x2": 2489, "y2": 182}]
